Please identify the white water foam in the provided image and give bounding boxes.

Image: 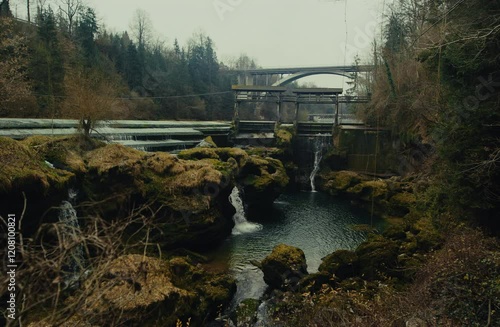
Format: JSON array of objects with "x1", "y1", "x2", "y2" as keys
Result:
[{"x1": 229, "y1": 187, "x2": 263, "y2": 235}]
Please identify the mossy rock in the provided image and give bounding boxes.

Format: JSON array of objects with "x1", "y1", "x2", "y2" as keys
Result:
[
  {"x1": 388, "y1": 192, "x2": 417, "y2": 216},
  {"x1": 347, "y1": 180, "x2": 390, "y2": 201},
  {"x1": 75, "y1": 254, "x2": 235, "y2": 326},
  {"x1": 0, "y1": 137, "x2": 76, "y2": 236},
  {"x1": 318, "y1": 250, "x2": 360, "y2": 280},
  {"x1": 260, "y1": 244, "x2": 308, "y2": 291},
  {"x1": 178, "y1": 147, "x2": 249, "y2": 168},
  {"x1": 412, "y1": 217, "x2": 443, "y2": 251},
  {"x1": 0, "y1": 137, "x2": 74, "y2": 194},
  {"x1": 81, "y1": 254, "x2": 196, "y2": 326},
  {"x1": 319, "y1": 170, "x2": 367, "y2": 195},
  {"x1": 275, "y1": 127, "x2": 293, "y2": 150},
  {"x1": 21, "y1": 135, "x2": 93, "y2": 173},
  {"x1": 355, "y1": 234, "x2": 401, "y2": 279}
]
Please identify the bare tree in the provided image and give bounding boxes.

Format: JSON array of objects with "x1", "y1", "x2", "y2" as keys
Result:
[
  {"x1": 62, "y1": 69, "x2": 118, "y2": 137},
  {"x1": 58, "y1": 0, "x2": 83, "y2": 37},
  {"x1": 130, "y1": 8, "x2": 152, "y2": 49}
]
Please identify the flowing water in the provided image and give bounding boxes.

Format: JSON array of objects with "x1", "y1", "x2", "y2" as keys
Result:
[
  {"x1": 58, "y1": 189, "x2": 84, "y2": 288},
  {"x1": 229, "y1": 187, "x2": 263, "y2": 235},
  {"x1": 309, "y1": 135, "x2": 329, "y2": 192},
  {"x1": 208, "y1": 191, "x2": 382, "y2": 306}
]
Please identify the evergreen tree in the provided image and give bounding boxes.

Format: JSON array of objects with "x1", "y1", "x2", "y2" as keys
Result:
[
  {"x1": 75, "y1": 7, "x2": 98, "y2": 67},
  {"x1": 30, "y1": 8, "x2": 65, "y2": 117},
  {"x1": 0, "y1": 0, "x2": 11, "y2": 17}
]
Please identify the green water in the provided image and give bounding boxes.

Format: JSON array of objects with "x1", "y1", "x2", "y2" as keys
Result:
[{"x1": 209, "y1": 191, "x2": 382, "y2": 304}]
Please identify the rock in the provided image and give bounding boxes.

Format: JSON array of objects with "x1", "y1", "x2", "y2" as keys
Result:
[
  {"x1": 355, "y1": 234, "x2": 401, "y2": 279},
  {"x1": 81, "y1": 254, "x2": 236, "y2": 326},
  {"x1": 260, "y1": 244, "x2": 308, "y2": 291},
  {"x1": 0, "y1": 136, "x2": 76, "y2": 236},
  {"x1": 178, "y1": 147, "x2": 290, "y2": 211},
  {"x1": 196, "y1": 136, "x2": 217, "y2": 148},
  {"x1": 319, "y1": 170, "x2": 367, "y2": 195},
  {"x1": 388, "y1": 192, "x2": 416, "y2": 216},
  {"x1": 318, "y1": 249, "x2": 360, "y2": 280}
]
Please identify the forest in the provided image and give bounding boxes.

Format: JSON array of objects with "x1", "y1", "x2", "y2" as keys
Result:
[{"x1": 0, "y1": 0, "x2": 239, "y2": 123}]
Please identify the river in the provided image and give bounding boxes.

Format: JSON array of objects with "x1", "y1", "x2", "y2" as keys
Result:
[{"x1": 206, "y1": 191, "x2": 382, "y2": 306}]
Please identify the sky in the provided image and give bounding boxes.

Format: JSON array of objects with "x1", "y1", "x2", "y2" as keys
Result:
[{"x1": 12, "y1": 0, "x2": 389, "y2": 87}]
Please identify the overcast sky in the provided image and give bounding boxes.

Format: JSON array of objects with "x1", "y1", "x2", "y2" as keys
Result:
[{"x1": 13, "y1": 0, "x2": 389, "y2": 86}]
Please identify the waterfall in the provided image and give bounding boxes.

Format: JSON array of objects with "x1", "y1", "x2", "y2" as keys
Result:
[
  {"x1": 229, "y1": 187, "x2": 263, "y2": 235},
  {"x1": 309, "y1": 135, "x2": 327, "y2": 192},
  {"x1": 58, "y1": 189, "x2": 84, "y2": 288}
]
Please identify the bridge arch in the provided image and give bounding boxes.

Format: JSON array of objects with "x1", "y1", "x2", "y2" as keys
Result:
[{"x1": 272, "y1": 71, "x2": 352, "y2": 86}]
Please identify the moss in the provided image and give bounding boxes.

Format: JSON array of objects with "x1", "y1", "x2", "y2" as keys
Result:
[
  {"x1": 275, "y1": 128, "x2": 293, "y2": 148},
  {"x1": 178, "y1": 147, "x2": 249, "y2": 168},
  {"x1": 347, "y1": 180, "x2": 390, "y2": 201},
  {"x1": 241, "y1": 156, "x2": 289, "y2": 191},
  {"x1": 355, "y1": 234, "x2": 401, "y2": 279},
  {"x1": 260, "y1": 244, "x2": 308, "y2": 290},
  {"x1": 412, "y1": 217, "x2": 444, "y2": 251},
  {"x1": 320, "y1": 170, "x2": 366, "y2": 194},
  {"x1": 319, "y1": 250, "x2": 360, "y2": 279},
  {"x1": 85, "y1": 144, "x2": 145, "y2": 175},
  {"x1": 0, "y1": 137, "x2": 74, "y2": 195},
  {"x1": 389, "y1": 192, "x2": 417, "y2": 216}
]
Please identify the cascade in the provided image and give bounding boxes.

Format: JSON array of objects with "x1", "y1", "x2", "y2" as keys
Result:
[
  {"x1": 229, "y1": 187, "x2": 263, "y2": 235},
  {"x1": 58, "y1": 189, "x2": 84, "y2": 288},
  {"x1": 309, "y1": 135, "x2": 328, "y2": 192}
]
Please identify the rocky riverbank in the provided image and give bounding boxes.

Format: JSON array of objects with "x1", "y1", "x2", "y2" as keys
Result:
[{"x1": 0, "y1": 135, "x2": 289, "y2": 326}]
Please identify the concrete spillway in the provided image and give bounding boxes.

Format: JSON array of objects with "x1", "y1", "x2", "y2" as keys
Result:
[{"x1": 0, "y1": 119, "x2": 231, "y2": 152}]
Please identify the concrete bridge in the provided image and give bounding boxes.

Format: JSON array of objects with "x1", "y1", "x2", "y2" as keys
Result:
[{"x1": 230, "y1": 65, "x2": 373, "y2": 86}]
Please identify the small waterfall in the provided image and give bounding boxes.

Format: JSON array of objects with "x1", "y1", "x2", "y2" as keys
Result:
[
  {"x1": 58, "y1": 189, "x2": 84, "y2": 288},
  {"x1": 229, "y1": 187, "x2": 263, "y2": 235},
  {"x1": 309, "y1": 135, "x2": 328, "y2": 192}
]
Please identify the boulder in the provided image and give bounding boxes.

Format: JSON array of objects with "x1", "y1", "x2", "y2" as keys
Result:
[
  {"x1": 260, "y1": 244, "x2": 308, "y2": 291},
  {"x1": 81, "y1": 255, "x2": 236, "y2": 326},
  {"x1": 318, "y1": 249, "x2": 360, "y2": 280}
]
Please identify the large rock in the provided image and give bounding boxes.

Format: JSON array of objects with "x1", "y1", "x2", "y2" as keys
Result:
[
  {"x1": 260, "y1": 244, "x2": 308, "y2": 291},
  {"x1": 178, "y1": 147, "x2": 289, "y2": 211},
  {"x1": 29, "y1": 255, "x2": 236, "y2": 327},
  {"x1": 318, "y1": 249, "x2": 360, "y2": 280},
  {"x1": 0, "y1": 136, "x2": 76, "y2": 236}
]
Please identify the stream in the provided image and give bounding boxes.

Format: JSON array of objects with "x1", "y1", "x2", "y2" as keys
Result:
[{"x1": 207, "y1": 190, "x2": 382, "y2": 307}]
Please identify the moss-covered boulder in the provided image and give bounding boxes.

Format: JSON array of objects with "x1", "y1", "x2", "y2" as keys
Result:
[
  {"x1": 318, "y1": 250, "x2": 360, "y2": 280},
  {"x1": 29, "y1": 255, "x2": 236, "y2": 327},
  {"x1": 179, "y1": 147, "x2": 289, "y2": 210},
  {"x1": 318, "y1": 170, "x2": 368, "y2": 195},
  {"x1": 0, "y1": 137, "x2": 76, "y2": 235},
  {"x1": 355, "y1": 234, "x2": 401, "y2": 280},
  {"x1": 260, "y1": 244, "x2": 308, "y2": 291},
  {"x1": 82, "y1": 145, "x2": 237, "y2": 249}
]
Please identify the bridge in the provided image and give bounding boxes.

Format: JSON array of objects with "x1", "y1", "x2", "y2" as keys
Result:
[{"x1": 229, "y1": 65, "x2": 373, "y2": 86}]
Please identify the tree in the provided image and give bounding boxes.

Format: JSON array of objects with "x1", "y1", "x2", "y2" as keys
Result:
[
  {"x1": 0, "y1": 0, "x2": 11, "y2": 17},
  {"x1": 130, "y1": 8, "x2": 152, "y2": 50},
  {"x1": 62, "y1": 69, "x2": 118, "y2": 136},
  {"x1": 58, "y1": 0, "x2": 83, "y2": 37},
  {"x1": 0, "y1": 17, "x2": 37, "y2": 116},
  {"x1": 75, "y1": 6, "x2": 98, "y2": 66},
  {"x1": 30, "y1": 7, "x2": 66, "y2": 117}
]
